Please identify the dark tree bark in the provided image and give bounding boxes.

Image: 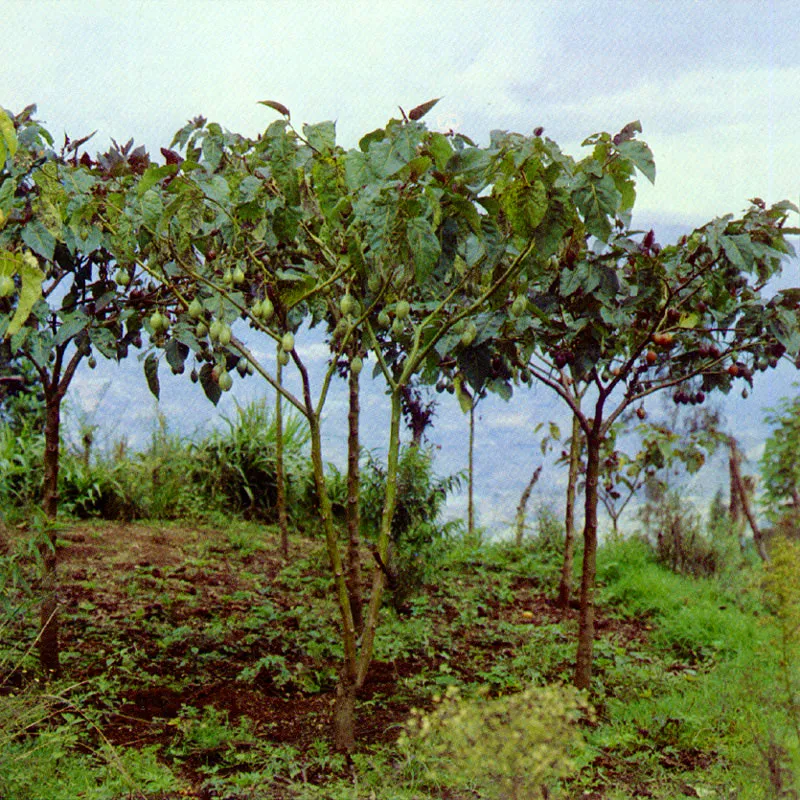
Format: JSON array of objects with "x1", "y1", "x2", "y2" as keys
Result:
[
  {"x1": 38, "y1": 390, "x2": 62, "y2": 676},
  {"x1": 557, "y1": 415, "x2": 581, "y2": 610},
  {"x1": 574, "y1": 426, "x2": 601, "y2": 690},
  {"x1": 345, "y1": 360, "x2": 363, "y2": 634},
  {"x1": 515, "y1": 465, "x2": 542, "y2": 546},
  {"x1": 274, "y1": 354, "x2": 290, "y2": 560}
]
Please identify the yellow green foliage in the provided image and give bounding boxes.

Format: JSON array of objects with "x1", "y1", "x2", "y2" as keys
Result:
[
  {"x1": 763, "y1": 537, "x2": 800, "y2": 649},
  {"x1": 399, "y1": 684, "x2": 592, "y2": 799}
]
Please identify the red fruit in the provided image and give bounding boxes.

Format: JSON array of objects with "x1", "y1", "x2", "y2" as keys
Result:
[
  {"x1": 727, "y1": 364, "x2": 740, "y2": 377},
  {"x1": 207, "y1": 249, "x2": 217, "y2": 261},
  {"x1": 636, "y1": 407, "x2": 646, "y2": 420},
  {"x1": 646, "y1": 350, "x2": 657, "y2": 365},
  {"x1": 709, "y1": 345, "x2": 721, "y2": 358}
]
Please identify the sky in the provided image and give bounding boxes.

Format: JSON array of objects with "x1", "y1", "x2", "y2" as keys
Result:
[{"x1": 3, "y1": 0, "x2": 800, "y2": 532}]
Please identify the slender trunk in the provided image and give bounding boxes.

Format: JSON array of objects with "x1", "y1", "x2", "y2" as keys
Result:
[
  {"x1": 275, "y1": 353, "x2": 290, "y2": 560},
  {"x1": 39, "y1": 391, "x2": 61, "y2": 676},
  {"x1": 346, "y1": 359, "x2": 363, "y2": 634},
  {"x1": 557, "y1": 415, "x2": 581, "y2": 610},
  {"x1": 515, "y1": 465, "x2": 542, "y2": 546},
  {"x1": 468, "y1": 401, "x2": 475, "y2": 539},
  {"x1": 357, "y1": 391, "x2": 402, "y2": 687},
  {"x1": 574, "y1": 427, "x2": 600, "y2": 690},
  {"x1": 729, "y1": 441, "x2": 769, "y2": 562},
  {"x1": 307, "y1": 415, "x2": 358, "y2": 751}
]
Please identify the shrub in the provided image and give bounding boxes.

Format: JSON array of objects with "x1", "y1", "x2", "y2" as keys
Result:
[
  {"x1": 400, "y1": 684, "x2": 591, "y2": 799},
  {"x1": 360, "y1": 445, "x2": 463, "y2": 608}
]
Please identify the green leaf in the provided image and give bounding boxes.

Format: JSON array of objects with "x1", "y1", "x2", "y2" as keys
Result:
[
  {"x1": 144, "y1": 353, "x2": 160, "y2": 399},
  {"x1": 136, "y1": 164, "x2": 178, "y2": 196},
  {"x1": 303, "y1": 121, "x2": 336, "y2": 153},
  {"x1": 572, "y1": 173, "x2": 620, "y2": 242},
  {"x1": 454, "y1": 373, "x2": 473, "y2": 414},
  {"x1": 0, "y1": 110, "x2": 17, "y2": 162},
  {"x1": 89, "y1": 326, "x2": 117, "y2": 359},
  {"x1": 2, "y1": 252, "x2": 45, "y2": 339},
  {"x1": 54, "y1": 309, "x2": 89, "y2": 346},
  {"x1": 406, "y1": 217, "x2": 441, "y2": 282},
  {"x1": 140, "y1": 189, "x2": 163, "y2": 230},
  {"x1": 21, "y1": 220, "x2": 57, "y2": 261},
  {"x1": 615, "y1": 139, "x2": 656, "y2": 184}
]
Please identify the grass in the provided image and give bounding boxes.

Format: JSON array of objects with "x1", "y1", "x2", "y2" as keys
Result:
[{"x1": 0, "y1": 515, "x2": 798, "y2": 798}]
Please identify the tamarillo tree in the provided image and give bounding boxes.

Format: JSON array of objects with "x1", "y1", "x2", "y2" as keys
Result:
[
  {"x1": 473, "y1": 121, "x2": 800, "y2": 688},
  {"x1": 0, "y1": 106, "x2": 146, "y2": 674},
  {"x1": 120, "y1": 100, "x2": 587, "y2": 750}
]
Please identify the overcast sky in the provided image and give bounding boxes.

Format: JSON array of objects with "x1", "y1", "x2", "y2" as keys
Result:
[
  {"x1": 3, "y1": 1, "x2": 800, "y2": 529},
  {"x1": 4, "y1": 0, "x2": 799, "y2": 225}
]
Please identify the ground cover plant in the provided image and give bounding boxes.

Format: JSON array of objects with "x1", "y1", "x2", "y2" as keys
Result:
[{"x1": 1, "y1": 498, "x2": 799, "y2": 798}]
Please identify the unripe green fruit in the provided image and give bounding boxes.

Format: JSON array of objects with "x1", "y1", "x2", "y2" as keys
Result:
[
  {"x1": 114, "y1": 269, "x2": 130, "y2": 286},
  {"x1": 281, "y1": 332, "x2": 295, "y2": 352},
  {"x1": 367, "y1": 274, "x2": 381, "y2": 293},
  {"x1": 195, "y1": 322, "x2": 208, "y2": 338},
  {"x1": 209, "y1": 320, "x2": 223, "y2": 341},
  {"x1": 460, "y1": 322, "x2": 478, "y2": 347},
  {"x1": 232, "y1": 266, "x2": 245, "y2": 285},
  {"x1": 395, "y1": 299, "x2": 411, "y2": 320},
  {"x1": 391, "y1": 318, "x2": 405, "y2": 337},
  {"x1": 218, "y1": 324, "x2": 232, "y2": 347},
  {"x1": 218, "y1": 370, "x2": 233, "y2": 392},
  {"x1": 340, "y1": 294, "x2": 355, "y2": 316},
  {"x1": 0, "y1": 275, "x2": 15, "y2": 297},
  {"x1": 188, "y1": 298, "x2": 203, "y2": 319},
  {"x1": 377, "y1": 309, "x2": 391, "y2": 328},
  {"x1": 261, "y1": 298, "x2": 274, "y2": 321},
  {"x1": 150, "y1": 311, "x2": 166, "y2": 332},
  {"x1": 350, "y1": 356, "x2": 363, "y2": 375},
  {"x1": 278, "y1": 349, "x2": 290, "y2": 366},
  {"x1": 237, "y1": 357, "x2": 248, "y2": 376},
  {"x1": 452, "y1": 319, "x2": 466, "y2": 335},
  {"x1": 222, "y1": 269, "x2": 233, "y2": 286},
  {"x1": 510, "y1": 295, "x2": 527, "y2": 318}
]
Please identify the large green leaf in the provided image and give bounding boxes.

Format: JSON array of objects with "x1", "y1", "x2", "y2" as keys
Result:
[
  {"x1": 21, "y1": 220, "x2": 57, "y2": 261},
  {"x1": 2, "y1": 252, "x2": 45, "y2": 339},
  {"x1": 615, "y1": 139, "x2": 656, "y2": 184},
  {"x1": 572, "y1": 173, "x2": 620, "y2": 242},
  {"x1": 406, "y1": 217, "x2": 441, "y2": 282},
  {"x1": 0, "y1": 109, "x2": 17, "y2": 164}
]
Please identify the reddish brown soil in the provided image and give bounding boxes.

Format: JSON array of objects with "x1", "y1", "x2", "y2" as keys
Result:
[{"x1": 1, "y1": 521, "x2": 658, "y2": 799}]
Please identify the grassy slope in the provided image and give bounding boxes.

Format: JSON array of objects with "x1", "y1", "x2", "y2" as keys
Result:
[{"x1": 0, "y1": 519, "x2": 797, "y2": 799}]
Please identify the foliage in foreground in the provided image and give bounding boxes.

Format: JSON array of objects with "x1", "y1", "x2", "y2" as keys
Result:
[{"x1": 400, "y1": 684, "x2": 591, "y2": 799}]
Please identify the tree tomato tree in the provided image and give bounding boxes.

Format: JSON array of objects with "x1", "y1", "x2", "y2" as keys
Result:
[
  {"x1": 487, "y1": 122, "x2": 799, "y2": 687},
  {"x1": 0, "y1": 106, "x2": 146, "y2": 674}
]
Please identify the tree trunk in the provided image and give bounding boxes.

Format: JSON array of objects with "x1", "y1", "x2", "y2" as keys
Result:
[
  {"x1": 557, "y1": 416, "x2": 581, "y2": 610},
  {"x1": 357, "y1": 392, "x2": 402, "y2": 688},
  {"x1": 346, "y1": 359, "x2": 363, "y2": 634},
  {"x1": 515, "y1": 465, "x2": 542, "y2": 546},
  {"x1": 275, "y1": 353, "x2": 290, "y2": 560},
  {"x1": 333, "y1": 667, "x2": 357, "y2": 754},
  {"x1": 39, "y1": 391, "x2": 62, "y2": 676},
  {"x1": 729, "y1": 440, "x2": 770, "y2": 562},
  {"x1": 574, "y1": 427, "x2": 600, "y2": 690},
  {"x1": 306, "y1": 413, "x2": 358, "y2": 751},
  {"x1": 468, "y1": 401, "x2": 475, "y2": 539}
]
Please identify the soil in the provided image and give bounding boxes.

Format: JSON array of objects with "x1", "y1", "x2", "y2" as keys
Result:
[{"x1": 1, "y1": 521, "x2": 658, "y2": 799}]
